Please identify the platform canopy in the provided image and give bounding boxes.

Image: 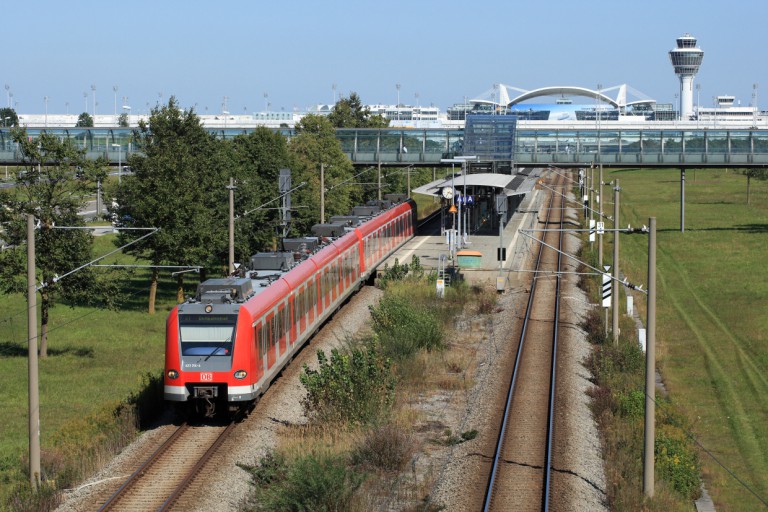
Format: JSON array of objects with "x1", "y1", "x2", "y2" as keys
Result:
[{"x1": 412, "y1": 169, "x2": 540, "y2": 198}]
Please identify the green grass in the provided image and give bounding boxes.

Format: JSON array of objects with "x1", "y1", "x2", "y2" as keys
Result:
[
  {"x1": 0, "y1": 234, "x2": 186, "y2": 502},
  {"x1": 606, "y1": 167, "x2": 768, "y2": 510}
]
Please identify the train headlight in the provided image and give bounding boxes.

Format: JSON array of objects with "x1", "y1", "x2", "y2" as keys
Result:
[
  {"x1": 234, "y1": 370, "x2": 247, "y2": 379},
  {"x1": 167, "y1": 369, "x2": 179, "y2": 379}
]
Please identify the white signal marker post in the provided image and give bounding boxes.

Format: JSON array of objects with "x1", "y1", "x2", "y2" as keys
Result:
[
  {"x1": 602, "y1": 266, "x2": 612, "y2": 307},
  {"x1": 602, "y1": 265, "x2": 611, "y2": 337}
]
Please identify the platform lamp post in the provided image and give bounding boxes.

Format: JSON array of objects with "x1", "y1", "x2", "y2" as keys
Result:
[
  {"x1": 440, "y1": 158, "x2": 463, "y2": 254},
  {"x1": 396, "y1": 83, "x2": 401, "y2": 121},
  {"x1": 455, "y1": 155, "x2": 478, "y2": 245},
  {"x1": 122, "y1": 105, "x2": 131, "y2": 128},
  {"x1": 696, "y1": 84, "x2": 701, "y2": 128},
  {"x1": 111, "y1": 144, "x2": 122, "y2": 185}
]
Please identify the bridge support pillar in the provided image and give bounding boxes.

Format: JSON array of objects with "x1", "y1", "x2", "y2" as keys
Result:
[{"x1": 680, "y1": 169, "x2": 686, "y2": 232}]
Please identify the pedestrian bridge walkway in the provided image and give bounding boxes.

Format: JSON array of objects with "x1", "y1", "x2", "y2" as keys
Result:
[{"x1": 2, "y1": 125, "x2": 768, "y2": 168}]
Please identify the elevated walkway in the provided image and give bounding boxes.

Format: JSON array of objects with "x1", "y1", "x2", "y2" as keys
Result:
[{"x1": 3, "y1": 125, "x2": 768, "y2": 168}]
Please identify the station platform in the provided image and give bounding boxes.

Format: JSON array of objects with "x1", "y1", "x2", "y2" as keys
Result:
[{"x1": 380, "y1": 186, "x2": 545, "y2": 290}]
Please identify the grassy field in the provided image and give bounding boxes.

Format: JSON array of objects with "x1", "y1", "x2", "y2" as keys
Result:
[
  {"x1": 605, "y1": 167, "x2": 768, "y2": 510},
  {"x1": 0, "y1": 234, "x2": 185, "y2": 501}
]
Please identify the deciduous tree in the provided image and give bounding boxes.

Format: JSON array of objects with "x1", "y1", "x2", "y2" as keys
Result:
[
  {"x1": 0, "y1": 130, "x2": 114, "y2": 356},
  {"x1": 114, "y1": 98, "x2": 229, "y2": 313},
  {"x1": 740, "y1": 168, "x2": 768, "y2": 204},
  {"x1": 328, "y1": 92, "x2": 388, "y2": 128},
  {"x1": 289, "y1": 115, "x2": 360, "y2": 233},
  {"x1": 0, "y1": 107, "x2": 18, "y2": 127},
  {"x1": 75, "y1": 112, "x2": 93, "y2": 127}
]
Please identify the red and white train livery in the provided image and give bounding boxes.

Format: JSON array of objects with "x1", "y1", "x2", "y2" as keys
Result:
[{"x1": 164, "y1": 198, "x2": 416, "y2": 415}]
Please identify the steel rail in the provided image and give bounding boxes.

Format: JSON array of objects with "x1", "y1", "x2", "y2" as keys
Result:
[
  {"x1": 98, "y1": 423, "x2": 190, "y2": 511},
  {"x1": 160, "y1": 419, "x2": 239, "y2": 510},
  {"x1": 543, "y1": 179, "x2": 565, "y2": 511},
  {"x1": 482, "y1": 174, "x2": 562, "y2": 511}
]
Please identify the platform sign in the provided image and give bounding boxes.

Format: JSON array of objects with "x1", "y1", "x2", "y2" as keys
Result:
[
  {"x1": 602, "y1": 266, "x2": 611, "y2": 307},
  {"x1": 436, "y1": 278, "x2": 445, "y2": 298},
  {"x1": 589, "y1": 219, "x2": 596, "y2": 242},
  {"x1": 597, "y1": 221, "x2": 605, "y2": 234}
]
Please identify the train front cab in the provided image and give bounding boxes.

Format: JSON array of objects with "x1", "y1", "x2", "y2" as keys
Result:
[{"x1": 164, "y1": 302, "x2": 258, "y2": 416}]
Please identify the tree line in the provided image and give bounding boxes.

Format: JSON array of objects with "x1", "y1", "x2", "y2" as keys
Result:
[{"x1": 0, "y1": 93, "x2": 432, "y2": 356}]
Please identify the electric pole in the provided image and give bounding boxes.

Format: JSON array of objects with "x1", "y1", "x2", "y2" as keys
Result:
[{"x1": 27, "y1": 214, "x2": 41, "y2": 487}]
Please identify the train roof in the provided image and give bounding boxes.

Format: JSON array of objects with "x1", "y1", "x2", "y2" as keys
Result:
[{"x1": 185, "y1": 199, "x2": 413, "y2": 314}]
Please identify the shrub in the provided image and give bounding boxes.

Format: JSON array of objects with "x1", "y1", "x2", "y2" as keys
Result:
[
  {"x1": 656, "y1": 425, "x2": 701, "y2": 499},
  {"x1": 617, "y1": 389, "x2": 645, "y2": 419},
  {"x1": 582, "y1": 307, "x2": 607, "y2": 345},
  {"x1": 6, "y1": 483, "x2": 61, "y2": 512},
  {"x1": 369, "y1": 294, "x2": 443, "y2": 360},
  {"x1": 126, "y1": 371, "x2": 165, "y2": 429},
  {"x1": 243, "y1": 450, "x2": 364, "y2": 512},
  {"x1": 300, "y1": 343, "x2": 395, "y2": 425},
  {"x1": 378, "y1": 255, "x2": 425, "y2": 289},
  {"x1": 352, "y1": 424, "x2": 414, "y2": 472}
]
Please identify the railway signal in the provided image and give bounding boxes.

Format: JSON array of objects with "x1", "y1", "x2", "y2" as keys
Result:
[{"x1": 602, "y1": 266, "x2": 611, "y2": 307}]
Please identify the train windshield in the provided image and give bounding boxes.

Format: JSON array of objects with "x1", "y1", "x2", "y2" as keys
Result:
[{"x1": 178, "y1": 314, "x2": 238, "y2": 357}]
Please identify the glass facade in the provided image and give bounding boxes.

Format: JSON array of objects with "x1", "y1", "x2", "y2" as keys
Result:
[
  {"x1": 2, "y1": 126, "x2": 768, "y2": 166},
  {"x1": 463, "y1": 115, "x2": 517, "y2": 161}
]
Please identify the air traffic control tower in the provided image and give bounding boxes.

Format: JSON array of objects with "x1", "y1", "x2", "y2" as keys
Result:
[{"x1": 669, "y1": 33, "x2": 704, "y2": 120}]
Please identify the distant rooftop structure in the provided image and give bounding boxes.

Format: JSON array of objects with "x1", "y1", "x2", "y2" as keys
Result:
[{"x1": 462, "y1": 83, "x2": 656, "y2": 112}]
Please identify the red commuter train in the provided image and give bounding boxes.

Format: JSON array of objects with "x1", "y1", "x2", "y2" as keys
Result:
[{"x1": 164, "y1": 198, "x2": 416, "y2": 416}]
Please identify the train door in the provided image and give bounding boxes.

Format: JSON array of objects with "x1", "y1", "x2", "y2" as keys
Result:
[
  {"x1": 353, "y1": 246, "x2": 360, "y2": 282},
  {"x1": 332, "y1": 261, "x2": 339, "y2": 303},
  {"x1": 308, "y1": 280, "x2": 316, "y2": 325},
  {"x1": 277, "y1": 301, "x2": 288, "y2": 356},
  {"x1": 265, "y1": 311, "x2": 277, "y2": 370},
  {"x1": 316, "y1": 274, "x2": 324, "y2": 316},
  {"x1": 259, "y1": 319, "x2": 270, "y2": 377},
  {"x1": 344, "y1": 251, "x2": 351, "y2": 290},
  {"x1": 325, "y1": 266, "x2": 332, "y2": 308},
  {"x1": 253, "y1": 321, "x2": 265, "y2": 382},
  {"x1": 297, "y1": 285, "x2": 307, "y2": 335}
]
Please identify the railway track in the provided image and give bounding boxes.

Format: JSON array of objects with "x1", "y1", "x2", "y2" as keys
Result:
[
  {"x1": 482, "y1": 171, "x2": 566, "y2": 511},
  {"x1": 98, "y1": 416, "x2": 238, "y2": 511}
]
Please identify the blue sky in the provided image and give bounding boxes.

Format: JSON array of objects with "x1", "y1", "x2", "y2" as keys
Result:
[{"x1": 4, "y1": 0, "x2": 767, "y2": 115}]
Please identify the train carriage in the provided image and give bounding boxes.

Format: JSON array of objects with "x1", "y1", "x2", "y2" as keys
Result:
[{"x1": 164, "y1": 198, "x2": 416, "y2": 416}]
